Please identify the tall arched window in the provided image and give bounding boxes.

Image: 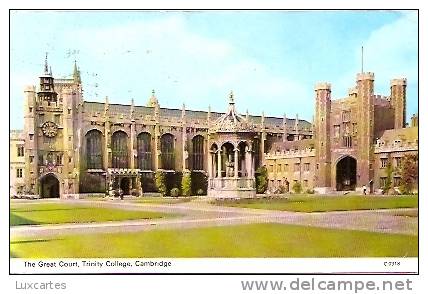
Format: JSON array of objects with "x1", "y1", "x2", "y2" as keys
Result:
[
  {"x1": 112, "y1": 131, "x2": 128, "y2": 168},
  {"x1": 161, "y1": 133, "x2": 175, "y2": 170},
  {"x1": 86, "y1": 130, "x2": 103, "y2": 169},
  {"x1": 137, "y1": 132, "x2": 152, "y2": 170},
  {"x1": 192, "y1": 135, "x2": 204, "y2": 170},
  {"x1": 253, "y1": 138, "x2": 260, "y2": 169}
]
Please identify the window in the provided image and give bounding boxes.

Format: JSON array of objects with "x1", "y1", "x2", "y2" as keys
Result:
[
  {"x1": 29, "y1": 134, "x2": 34, "y2": 140},
  {"x1": 294, "y1": 163, "x2": 300, "y2": 172},
  {"x1": 277, "y1": 164, "x2": 282, "y2": 173},
  {"x1": 17, "y1": 145, "x2": 24, "y2": 157},
  {"x1": 269, "y1": 165, "x2": 274, "y2": 173},
  {"x1": 253, "y1": 138, "x2": 260, "y2": 169},
  {"x1": 29, "y1": 156, "x2": 34, "y2": 163},
  {"x1": 137, "y1": 132, "x2": 152, "y2": 170},
  {"x1": 29, "y1": 107, "x2": 33, "y2": 113},
  {"x1": 39, "y1": 114, "x2": 44, "y2": 123},
  {"x1": 334, "y1": 125, "x2": 340, "y2": 138},
  {"x1": 54, "y1": 114, "x2": 61, "y2": 124},
  {"x1": 38, "y1": 154, "x2": 43, "y2": 164},
  {"x1": 380, "y1": 177, "x2": 387, "y2": 188},
  {"x1": 56, "y1": 154, "x2": 63, "y2": 165},
  {"x1": 68, "y1": 109, "x2": 71, "y2": 115},
  {"x1": 112, "y1": 131, "x2": 128, "y2": 168},
  {"x1": 192, "y1": 135, "x2": 204, "y2": 170},
  {"x1": 393, "y1": 177, "x2": 401, "y2": 187},
  {"x1": 284, "y1": 164, "x2": 288, "y2": 172},
  {"x1": 16, "y1": 168, "x2": 23, "y2": 178},
  {"x1": 86, "y1": 130, "x2": 103, "y2": 169},
  {"x1": 160, "y1": 133, "x2": 175, "y2": 170},
  {"x1": 343, "y1": 135, "x2": 352, "y2": 148},
  {"x1": 304, "y1": 163, "x2": 310, "y2": 172},
  {"x1": 381, "y1": 158, "x2": 388, "y2": 168},
  {"x1": 303, "y1": 179, "x2": 308, "y2": 187},
  {"x1": 394, "y1": 157, "x2": 402, "y2": 168},
  {"x1": 352, "y1": 123, "x2": 357, "y2": 134}
]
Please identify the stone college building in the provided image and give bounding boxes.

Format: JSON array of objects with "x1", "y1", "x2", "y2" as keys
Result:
[{"x1": 10, "y1": 56, "x2": 418, "y2": 198}]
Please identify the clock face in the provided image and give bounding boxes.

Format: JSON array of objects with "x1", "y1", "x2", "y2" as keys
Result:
[{"x1": 41, "y1": 121, "x2": 58, "y2": 138}]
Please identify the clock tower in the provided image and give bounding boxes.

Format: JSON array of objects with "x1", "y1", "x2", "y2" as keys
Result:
[{"x1": 23, "y1": 54, "x2": 82, "y2": 198}]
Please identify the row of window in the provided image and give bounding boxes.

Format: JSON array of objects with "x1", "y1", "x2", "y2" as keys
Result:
[
  {"x1": 379, "y1": 176, "x2": 402, "y2": 187},
  {"x1": 380, "y1": 157, "x2": 402, "y2": 168},
  {"x1": 86, "y1": 130, "x2": 205, "y2": 171},
  {"x1": 268, "y1": 162, "x2": 311, "y2": 173},
  {"x1": 269, "y1": 179, "x2": 309, "y2": 187}
]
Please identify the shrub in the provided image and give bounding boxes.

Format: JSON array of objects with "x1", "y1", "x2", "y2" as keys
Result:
[
  {"x1": 305, "y1": 188, "x2": 315, "y2": 194},
  {"x1": 191, "y1": 171, "x2": 208, "y2": 195},
  {"x1": 155, "y1": 170, "x2": 167, "y2": 196},
  {"x1": 130, "y1": 189, "x2": 140, "y2": 197},
  {"x1": 196, "y1": 188, "x2": 204, "y2": 196},
  {"x1": 79, "y1": 172, "x2": 105, "y2": 193},
  {"x1": 170, "y1": 187, "x2": 180, "y2": 197},
  {"x1": 292, "y1": 181, "x2": 302, "y2": 194},
  {"x1": 256, "y1": 166, "x2": 268, "y2": 194},
  {"x1": 181, "y1": 171, "x2": 192, "y2": 196}
]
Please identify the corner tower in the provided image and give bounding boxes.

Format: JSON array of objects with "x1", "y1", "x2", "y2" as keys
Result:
[
  {"x1": 356, "y1": 72, "x2": 375, "y2": 189},
  {"x1": 314, "y1": 82, "x2": 332, "y2": 192},
  {"x1": 390, "y1": 78, "x2": 407, "y2": 129}
]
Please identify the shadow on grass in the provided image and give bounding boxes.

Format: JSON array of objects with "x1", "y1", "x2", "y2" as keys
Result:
[
  {"x1": 11, "y1": 207, "x2": 92, "y2": 213},
  {"x1": 10, "y1": 238, "x2": 63, "y2": 245},
  {"x1": 10, "y1": 213, "x2": 40, "y2": 226}
]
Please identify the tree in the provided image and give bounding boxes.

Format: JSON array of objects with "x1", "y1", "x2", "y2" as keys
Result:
[
  {"x1": 292, "y1": 181, "x2": 302, "y2": 194},
  {"x1": 181, "y1": 170, "x2": 192, "y2": 196},
  {"x1": 155, "y1": 170, "x2": 167, "y2": 196},
  {"x1": 382, "y1": 161, "x2": 393, "y2": 194},
  {"x1": 256, "y1": 166, "x2": 268, "y2": 194},
  {"x1": 399, "y1": 154, "x2": 418, "y2": 194}
]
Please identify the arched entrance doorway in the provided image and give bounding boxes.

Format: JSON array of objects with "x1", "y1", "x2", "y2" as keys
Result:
[
  {"x1": 40, "y1": 174, "x2": 60, "y2": 198},
  {"x1": 336, "y1": 156, "x2": 357, "y2": 191},
  {"x1": 120, "y1": 177, "x2": 130, "y2": 195}
]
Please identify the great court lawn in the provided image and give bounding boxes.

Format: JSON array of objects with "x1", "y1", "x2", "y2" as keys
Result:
[
  {"x1": 11, "y1": 223, "x2": 417, "y2": 258},
  {"x1": 213, "y1": 195, "x2": 418, "y2": 212},
  {"x1": 10, "y1": 202, "x2": 175, "y2": 226}
]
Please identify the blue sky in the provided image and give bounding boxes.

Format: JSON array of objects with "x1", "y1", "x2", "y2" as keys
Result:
[{"x1": 10, "y1": 10, "x2": 418, "y2": 129}]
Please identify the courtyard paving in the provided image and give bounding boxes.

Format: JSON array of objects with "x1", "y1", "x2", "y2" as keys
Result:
[{"x1": 10, "y1": 198, "x2": 418, "y2": 239}]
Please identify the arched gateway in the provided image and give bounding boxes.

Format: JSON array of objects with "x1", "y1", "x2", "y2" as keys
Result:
[
  {"x1": 207, "y1": 92, "x2": 256, "y2": 198},
  {"x1": 336, "y1": 156, "x2": 357, "y2": 191},
  {"x1": 40, "y1": 174, "x2": 60, "y2": 198}
]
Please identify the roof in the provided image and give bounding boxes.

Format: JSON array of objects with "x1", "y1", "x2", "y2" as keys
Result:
[
  {"x1": 82, "y1": 100, "x2": 312, "y2": 129},
  {"x1": 379, "y1": 127, "x2": 418, "y2": 143},
  {"x1": 211, "y1": 92, "x2": 255, "y2": 133}
]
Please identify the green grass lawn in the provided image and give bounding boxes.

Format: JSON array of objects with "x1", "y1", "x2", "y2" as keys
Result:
[
  {"x1": 214, "y1": 195, "x2": 418, "y2": 212},
  {"x1": 10, "y1": 223, "x2": 417, "y2": 258},
  {"x1": 131, "y1": 196, "x2": 196, "y2": 204},
  {"x1": 10, "y1": 203, "x2": 174, "y2": 226}
]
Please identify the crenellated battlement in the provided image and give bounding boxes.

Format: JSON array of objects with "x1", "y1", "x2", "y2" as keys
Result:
[
  {"x1": 356, "y1": 72, "x2": 375, "y2": 81},
  {"x1": 374, "y1": 140, "x2": 418, "y2": 153},
  {"x1": 265, "y1": 148, "x2": 315, "y2": 159},
  {"x1": 390, "y1": 78, "x2": 407, "y2": 87},
  {"x1": 314, "y1": 82, "x2": 331, "y2": 91}
]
